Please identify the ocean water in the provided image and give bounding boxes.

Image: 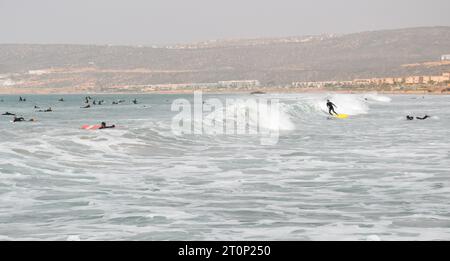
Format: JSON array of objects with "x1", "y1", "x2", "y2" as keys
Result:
[{"x1": 0, "y1": 93, "x2": 449, "y2": 241}]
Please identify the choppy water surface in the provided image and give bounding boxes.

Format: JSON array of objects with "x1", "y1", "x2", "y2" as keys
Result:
[{"x1": 0, "y1": 93, "x2": 449, "y2": 240}]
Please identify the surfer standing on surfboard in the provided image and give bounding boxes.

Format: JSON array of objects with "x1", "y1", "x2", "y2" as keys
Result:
[{"x1": 326, "y1": 100, "x2": 338, "y2": 116}]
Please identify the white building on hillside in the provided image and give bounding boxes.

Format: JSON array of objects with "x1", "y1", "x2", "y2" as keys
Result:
[
  {"x1": 441, "y1": 54, "x2": 450, "y2": 61},
  {"x1": 218, "y1": 80, "x2": 260, "y2": 88}
]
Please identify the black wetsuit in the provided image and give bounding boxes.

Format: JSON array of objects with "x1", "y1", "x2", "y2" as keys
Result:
[
  {"x1": 2, "y1": 112, "x2": 15, "y2": 116},
  {"x1": 406, "y1": 116, "x2": 414, "y2": 120},
  {"x1": 416, "y1": 115, "x2": 430, "y2": 120},
  {"x1": 13, "y1": 117, "x2": 25, "y2": 122},
  {"x1": 99, "y1": 124, "x2": 115, "y2": 129},
  {"x1": 327, "y1": 101, "x2": 338, "y2": 115}
]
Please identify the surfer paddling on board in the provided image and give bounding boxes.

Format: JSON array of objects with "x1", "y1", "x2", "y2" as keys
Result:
[
  {"x1": 406, "y1": 115, "x2": 431, "y2": 121},
  {"x1": 2, "y1": 112, "x2": 15, "y2": 116},
  {"x1": 99, "y1": 122, "x2": 115, "y2": 129},
  {"x1": 416, "y1": 115, "x2": 431, "y2": 120},
  {"x1": 326, "y1": 100, "x2": 338, "y2": 116},
  {"x1": 12, "y1": 116, "x2": 35, "y2": 122},
  {"x1": 13, "y1": 116, "x2": 25, "y2": 122}
]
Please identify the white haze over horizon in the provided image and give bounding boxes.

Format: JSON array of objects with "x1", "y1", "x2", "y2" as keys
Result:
[{"x1": 1, "y1": 0, "x2": 450, "y2": 45}]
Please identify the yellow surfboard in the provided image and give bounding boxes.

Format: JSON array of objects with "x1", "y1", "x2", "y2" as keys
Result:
[{"x1": 335, "y1": 114, "x2": 349, "y2": 119}]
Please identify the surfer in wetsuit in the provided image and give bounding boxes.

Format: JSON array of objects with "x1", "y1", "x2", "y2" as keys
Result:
[
  {"x1": 99, "y1": 122, "x2": 115, "y2": 129},
  {"x1": 37, "y1": 107, "x2": 52, "y2": 112},
  {"x1": 2, "y1": 112, "x2": 15, "y2": 116},
  {"x1": 416, "y1": 115, "x2": 431, "y2": 120},
  {"x1": 406, "y1": 115, "x2": 414, "y2": 120},
  {"x1": 13, "y1": 116, "x2": 25, "y2": 122},
  {"x1": 326, "y1": 100, "x2": 338, "y2": 116}
]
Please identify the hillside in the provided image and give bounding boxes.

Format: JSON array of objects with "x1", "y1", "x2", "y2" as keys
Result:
[{"x1": 1, "y1": 27, "x2": 450, "y2": 92}]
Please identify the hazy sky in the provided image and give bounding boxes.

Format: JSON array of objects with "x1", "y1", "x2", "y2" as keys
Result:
[{"x1": 1, "y1": 0, "x2": 450, "y2": 45}]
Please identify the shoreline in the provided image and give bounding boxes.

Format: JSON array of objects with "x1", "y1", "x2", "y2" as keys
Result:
[{"x1": 0, "y1": 87, "x2": 449, "y2": 95}]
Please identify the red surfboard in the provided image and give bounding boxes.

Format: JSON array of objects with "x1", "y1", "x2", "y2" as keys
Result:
[{"x1": 81, "y1": 124, "x2": 102, "y2": 130}]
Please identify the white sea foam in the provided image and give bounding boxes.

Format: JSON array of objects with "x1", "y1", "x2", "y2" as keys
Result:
[{"x1": 0, "y1": 93, "x2": 449, "y2": 240}]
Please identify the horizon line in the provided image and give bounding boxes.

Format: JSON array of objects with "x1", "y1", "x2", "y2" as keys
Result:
[{"x1": 0, "y1": 25, "x2": 449, "y2": 47}]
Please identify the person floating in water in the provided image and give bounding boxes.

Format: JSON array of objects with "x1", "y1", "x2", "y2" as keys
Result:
[
  {"x1": 133, "y1": 99, "x2": 138, "y2": 104},
  {"x1": 326, "y1": 100, "x2": 338, "y2": 116},
  {"x1": 99, "y1": 122, "x2": 115, "y2": 129},
  {"x1": 2, "y1": 112, "x2": 16, "y2": 116},
  {"x1": 59, "y1": 98, "x2": 64, "y2": 102},
  {"x1": 416, "y1": 115, "x2": 431, "y2": 120},
  {"x1": 37, "y1": 107, "x2": 52, "y2": 112},
  {"x1": 406, "y1": 115, "x2": 431, "y2": 120},
  {"x1": 13, "y1": 116, "x2": 25, "y2": 122}
]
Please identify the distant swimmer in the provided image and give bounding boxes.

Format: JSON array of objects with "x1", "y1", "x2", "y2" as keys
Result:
[
  {"x1": 59, "y1": 98, "x2": 64, "y2": 102},
  {"x1": 326, "y1": 100, "x2": 338, "y2": 116},
  {"x1": 416, "y1": 115, "x2": 431, "y2": 120},
  {"x1": 99, "y1": 122, "x2": 115, "y2": 129},
  {"x1": 2, "y1": 112, "x2": 16, "y2": 116},
  {"x1": 81, "y1": 104, "x2": 91, "y2": 109},
  {"x1": 13, "y1": 116, "x2": 25, "y2": 122},
  {"x1": 34, "y1": 105, "x2": 40, "y2": 109},
  {"x1": 133, "y1": 99, "x2": 138, "y2": 104},
  {"x1": 37, "y1": 107, "x2": 52, "y2": 112},
  {"x1": 406, "y1": 115, "x2": 431, "y2": 121}
]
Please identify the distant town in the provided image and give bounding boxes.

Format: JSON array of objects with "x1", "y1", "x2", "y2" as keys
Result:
[
  {"x1": 1, "y1": 30, "x2": 450, "y2": 94},
  {"x1": 2, "y1": 69, "x2": 450, "y2": 94}
]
